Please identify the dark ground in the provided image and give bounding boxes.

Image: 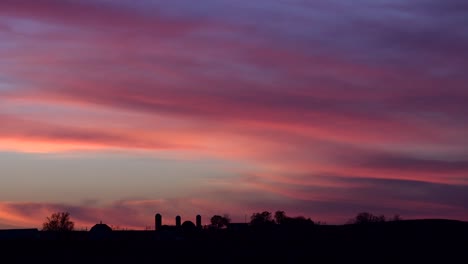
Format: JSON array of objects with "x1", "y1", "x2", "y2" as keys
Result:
[{"x1": 1, "y1": 219, "x2": 467, "y2": 263}]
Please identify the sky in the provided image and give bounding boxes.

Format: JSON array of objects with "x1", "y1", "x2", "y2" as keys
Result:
[{"x1": 0, "y1": 0, "x2": 467, "y2": 230}]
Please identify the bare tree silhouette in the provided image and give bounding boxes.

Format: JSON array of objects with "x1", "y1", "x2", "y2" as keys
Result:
[
  {"x1": 348, "y1": 212, "x2": 386, "y2": 224},
  {"x1": 42, "y1": 212, "x2": 74, "y2": 231},
  {"x1": 391, "y1": 214, "x2": 402, "y2": 221}
]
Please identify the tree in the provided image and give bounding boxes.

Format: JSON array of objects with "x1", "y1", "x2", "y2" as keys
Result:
[
  {"x1": 391, "y1": 214, "x2": 402, "y2": 221},
  {"x1": 274, "y1": 211, "x2": 287, "y2": 225},
  {"x1": 287, "y1": 216, "x2": 315, "y2": 226},
  {"x1": 348, "y1": 212, "x2": 386, "y2": 225},
  {"x1": 210, "y1": 214, "x2": 231, "y2": 229},
  {"x1": 250, "y1": 211, "x2": 274, "y2": 226},
  {"x1": 42, "y1": 212, "x2": 74, "y2": 232},
  {"x1": 274, "y1": 211, "x2": 315, "y2": 227}
]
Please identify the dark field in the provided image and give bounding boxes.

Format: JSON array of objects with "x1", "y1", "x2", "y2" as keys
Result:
[{"x1": 1, "y1": 219, "x2": 467, "y2": 264}]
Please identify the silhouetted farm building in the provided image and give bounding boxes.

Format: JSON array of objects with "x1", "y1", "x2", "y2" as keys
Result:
[
  {"x1": 152, "y1": 213, "x2": 203, "y2": 240},
  {"x1": 89, "y1": 221, "x2": 112, "y2": 240},
  {"x1": 155, "y1": 213, "x2": 162, "y2": 230},
  {"x1": 196, "y1": 214, "x2": 202, "y2": 229},
  {"x1": 154, "y1": 213, "x2": 202, "y2": 231},
  {"x1": 182, "y1": 221, "x2": 196, "y2": 233}
]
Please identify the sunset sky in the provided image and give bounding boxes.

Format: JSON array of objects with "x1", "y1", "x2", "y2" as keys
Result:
[{"x1": 1, "y1": 0, "x2": 467, "y2": 230}]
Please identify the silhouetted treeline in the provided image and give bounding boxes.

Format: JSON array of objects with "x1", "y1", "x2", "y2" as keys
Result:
[
  {"x1": 2, "y1": 219, "x2": 467, "y2": 264},
  {"x1": 346, "y1": 211, "x2": 402, "y2": 224},
  {"x1": 2, "y1": 210, "x2": 468, "y2": 263}
]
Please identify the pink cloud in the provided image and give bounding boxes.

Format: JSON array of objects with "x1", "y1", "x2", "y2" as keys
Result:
[
  {"x1": 0, "y1": 0, "x2": 204, "y2": 36},
  {"x1": 0, "y1": 0, "x2": 467, "y2": 224}
]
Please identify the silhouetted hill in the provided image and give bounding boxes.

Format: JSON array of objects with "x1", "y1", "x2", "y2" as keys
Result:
[{"x1": 1, "y1": 219, "x2": 467, "y2": 263}]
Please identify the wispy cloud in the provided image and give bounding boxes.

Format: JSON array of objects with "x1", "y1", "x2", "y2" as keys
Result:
[{"x1": 0, "y1": 0, "x2": 467, "y2": 225}]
